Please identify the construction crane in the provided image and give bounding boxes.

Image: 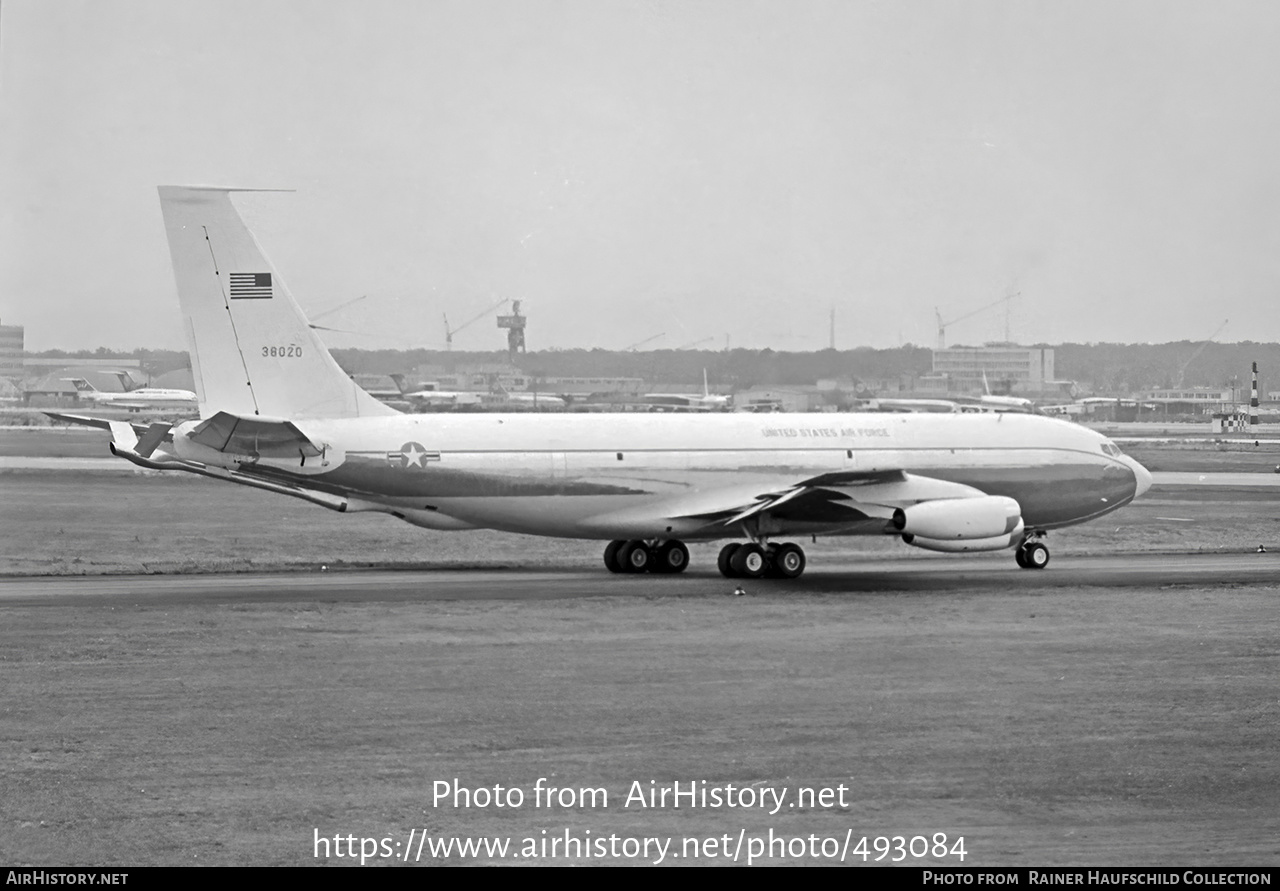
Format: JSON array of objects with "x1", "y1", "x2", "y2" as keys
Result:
[
  {"x1": 935, "y1": 292, "x2": 1019, "y2": 349},
  {"x1": 444, "y1": 297, "x2": 509, "y2": 350},
  {"x1": 1176, "y1": 319, "x2": 1229, "y2": 387},
  {"x1": 308, "y1": 294, "x2": 368, "y2": 333},
  {"x1": 624, "y1": 332, "x2": 665, "y2": 351},
  {"x1": 676, "y1": 336, "x2": 715, "y2": 350}
]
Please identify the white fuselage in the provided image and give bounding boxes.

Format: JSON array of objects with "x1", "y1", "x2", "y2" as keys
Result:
[{"x1": 170, "y1": 409, "x2": 1147, "y2": 541}]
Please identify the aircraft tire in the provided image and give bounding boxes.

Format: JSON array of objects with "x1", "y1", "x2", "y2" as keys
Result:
[
  {"x1": 730, "y1": 543, "x2": 768, "y2": 579},
  {"x1": 717, "y1": 543, "x2": 740, "y2": 578},
  {"x1": 618, "y1": 540, "x2": 652, "y2": 573},
  {"x1": 772, "y1": 542, "x2": 806, "y2": 579},
  {"x1": 604, "y1": 540, "x2": 626, "y2": 573},
  {"x1": 653, "y1": 540, "x2": 690, "y2": 574},
  {"x1": 1014, "y1": 547, "x2": 1029, "y2": 569},
  {"x1": 1022, "y1": 541, "x2": 1050, "y2": 570}
]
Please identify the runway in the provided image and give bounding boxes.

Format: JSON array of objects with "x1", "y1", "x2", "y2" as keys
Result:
[{"x1": 3, "y1": 551, "x2": 1276, "y2": 606}]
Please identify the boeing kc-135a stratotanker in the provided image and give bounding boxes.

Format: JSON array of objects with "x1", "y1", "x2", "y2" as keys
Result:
[{"x1": 50, "y1": 187, "x2": 1152, "y2": 580}]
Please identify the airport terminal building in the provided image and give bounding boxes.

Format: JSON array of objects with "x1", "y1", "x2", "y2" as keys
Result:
[
  {"x1": 931, "y1": 344, "x2": 1056, "y2": 394},
  {"x1": 0, "y1": 319, "x2": 23, "y2": 384}
]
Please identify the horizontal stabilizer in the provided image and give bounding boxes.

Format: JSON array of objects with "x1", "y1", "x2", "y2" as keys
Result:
[
  {"x1": 107, "y1": 421, "x2": 139, "y2": 453},
  {"x1": 43, "y1": 411, "x2": 115, "y2": 431},
  {"x1": 188, "y1": 411, "x2": 322, "y2": 458},
  {"x1": 134, "y1": 422, "x2": 173, "y2": 459}
]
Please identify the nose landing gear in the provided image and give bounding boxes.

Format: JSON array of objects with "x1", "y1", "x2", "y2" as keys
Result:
[{"x1": 1015, "y1": 534, "x2": 1050, "y2": 569}]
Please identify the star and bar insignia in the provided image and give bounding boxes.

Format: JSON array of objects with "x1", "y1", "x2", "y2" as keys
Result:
[{"x1": 387, "y1": 442, "x2": 441, "y2": 469}]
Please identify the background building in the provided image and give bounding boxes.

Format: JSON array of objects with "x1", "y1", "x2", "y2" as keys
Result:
[
  {"x1": 931, "y1": 345, "x2": 1055, "y2": 394},
  {"x1": 0, "y1": 319, "x2": 23, "y2": 383},
  {"x1": 1138, "y1": 387, "x2": 1235, "y2": 415}
]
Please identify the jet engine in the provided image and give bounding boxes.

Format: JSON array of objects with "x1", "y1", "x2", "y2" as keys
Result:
[
  {"x1": 901, "y1": 522, "x2": 1025, "y2": 553},
  {"x1": 891, "y1": 495, "x2": 1022, "y2": 540}
]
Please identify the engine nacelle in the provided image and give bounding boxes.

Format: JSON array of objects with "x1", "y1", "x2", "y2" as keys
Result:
[
  {"x1": 902, "y1": 525, "x2": 1024, "y2": 553},
  {"x1": 892, "y1": 495, "x2": 1022, "y2": 540}
]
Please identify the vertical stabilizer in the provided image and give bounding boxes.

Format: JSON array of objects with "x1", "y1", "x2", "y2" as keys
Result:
[
  {"x1": 112, "y1": 371, "x2": 140, "y2": 392},
  {"x1": 158, "y1": 186, "x2": 397, "y2": 420}
]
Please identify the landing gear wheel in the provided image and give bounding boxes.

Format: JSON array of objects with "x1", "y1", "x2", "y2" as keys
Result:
[
  {"x1": 652, "y1": 540, "x2": 690, "y2": 574},
  {"x1": 1020, "y1": 541, "x2": 1050, "y2": 570},
  {"x1": 604, "y1": 540, "x2": 626, "y2": 573},
  {"x1": 730, "y1": 543, "x2": 767, "y2": 579},
  {"x1": 771, "y1": 542, "x2": 807, "y2": 579},
  {"x1": 1014, "y1": 547, "x2": 1029, "y2": 569},
  {"x1": 718, "y1": 543, "x2": 740, "y2": 578},
  {"x1": 617, "y1": 540, "x2": 652, "y2": 573}
]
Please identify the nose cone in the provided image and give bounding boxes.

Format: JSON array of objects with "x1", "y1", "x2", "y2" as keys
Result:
[{"x1": 1123, "y1": 455, "x2": 1154, "y2": 498}]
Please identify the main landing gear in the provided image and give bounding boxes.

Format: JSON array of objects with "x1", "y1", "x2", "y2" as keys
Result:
[
  {"x1": 604, "y1": 539, "x2": 690, "y2": 574},
  {"x1": 1014, "y1": 533, "x2": 1050, "y2": 570},
  {"x1": 717, "y1": 541, "x2": 807, "y2": 580},
  {"x1": 602, "y1": 539, "x2": 809, "y2": 578}
]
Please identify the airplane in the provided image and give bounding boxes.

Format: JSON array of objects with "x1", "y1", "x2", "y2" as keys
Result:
[
  {"x1": 486, "y1": 384, "x2": 566, "y2": 410},
  {"x1": 64, "y1": 375, "x2": 198, "y2": 412},
  {"x1": 865, "y1": 398, "x2": 962, "y2": 413},
  {"x1": 641, "y1": 370, "x2": 733, "y2": 412},
  {"x1": 865, "y1": 394, "x2": 1037, "y2": 415},
  {"x1": 955, "y1": 393, "x2": 1037, "y2": 413},
  {"x1": 387, "y1": 374, "x2": 484, "y2": 410},
  {"x1": 1040, "y1": 397, "x2": 1158, "y2": 417},
  {"x1": 49, "y1": 186, "x2": 1153, "y2": 581},
  {"x1": 967, "y1": 368, "x2": 1039, "y2": 414},
  {"x1": 973, "y1": 371, "x2": 1037, "y2": 412},
  {"x1": 388, "y1": 374, "x2": 565, "y2": 410}
]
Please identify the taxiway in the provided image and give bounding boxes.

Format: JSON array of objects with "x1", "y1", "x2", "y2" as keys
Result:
[{"x1": 2, "y1": 551, "x2": 1276, "y2": 606}]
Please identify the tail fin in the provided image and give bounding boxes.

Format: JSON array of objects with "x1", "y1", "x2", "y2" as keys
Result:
[
  {"x1": 65, "y1": 377, "x2": 95, "y2": 392},
  {"x1": 157, "y1": 186, "x2": 397, "y2": 420},
  {"x1": 112, "y1": 371, "x2": 140, "y2": 392}
]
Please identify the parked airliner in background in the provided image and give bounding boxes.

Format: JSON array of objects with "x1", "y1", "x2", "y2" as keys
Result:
[
  {"x1": 388, "y1": 374, "x2": 564, "y2": 410},
  {"x1": 641, "y1": 371, "x2": 732, "y2": 412},
  {"x1": 866, "y1": 394, "x2": 1037, "y2": 414},
  {"x1": 65, "y1": 375, "x2": 197, "y2": 412},
  {"x1": 49, "y1": 186, "x2": 1152, "y2": 580},
  {"x1": 388, "y1": 374, "x2": 484, "y2": 409}
]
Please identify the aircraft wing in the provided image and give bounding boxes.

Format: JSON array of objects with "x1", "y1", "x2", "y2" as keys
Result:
[{"x1": 582, "y1": 469, "x2": 991, "y2": 538}]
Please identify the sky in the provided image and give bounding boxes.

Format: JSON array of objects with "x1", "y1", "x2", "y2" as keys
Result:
[{"x1": 3, "y1": 0, "x2": 1280, "y2": 352}]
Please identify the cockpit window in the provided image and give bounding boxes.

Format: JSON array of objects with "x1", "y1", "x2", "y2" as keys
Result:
[{"x1": 1100, "y1": 442, "x2": 1124, "y2": 457}]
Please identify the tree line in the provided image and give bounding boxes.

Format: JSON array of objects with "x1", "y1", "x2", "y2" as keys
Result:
[{"x1": 26, "y1": 341, "x2": 1280, "y2": 396}]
